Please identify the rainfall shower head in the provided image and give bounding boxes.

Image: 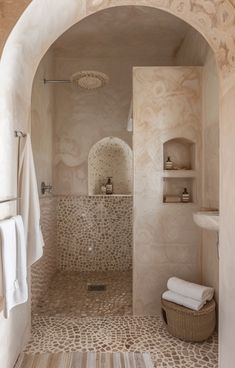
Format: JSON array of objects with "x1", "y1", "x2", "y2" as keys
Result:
[
  {"x1": 71, "y1": 71, "x2": 109, "y2": 89},
  {"x1": 44, "y1": 70, "x2": 109, "y2": 90}
]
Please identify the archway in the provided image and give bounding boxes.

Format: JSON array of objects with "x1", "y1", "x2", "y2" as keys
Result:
[
  {"x1": 1, "y1": 1, "x2": 235, "y2": 367},
  {"x1": 88, "y1": 137, "x2": 132, "y2": 195}
]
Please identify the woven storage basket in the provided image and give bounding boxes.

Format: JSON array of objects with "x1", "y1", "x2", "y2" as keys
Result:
[{"x1": 161, "y1": 298, "x2": 216, "y2": 342}]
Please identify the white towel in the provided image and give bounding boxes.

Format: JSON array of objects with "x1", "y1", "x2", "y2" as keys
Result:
[
  {"x1": 19, "y1": 134, "x2": 44, "y2": 266},
  {"x1": 0, "y1": 216, "x2": 28, "y2": 318},
  {"x1": 162, "y1": 290, "x2": 205, "y2": 311},
  {"x1": 167, "y1": 277, "x2": 214, "y2": 302}
]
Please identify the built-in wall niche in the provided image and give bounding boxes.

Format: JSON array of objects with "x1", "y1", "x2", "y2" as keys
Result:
[
  {"x1": 163, "y1": 138, "x2": 195, "y2": 171},
  {"x1": 163, "y1": 177, "x2": 195, "y2": 204},
  {"x1": 88, "y1": 137, "x2": 133, "y2": 195}
]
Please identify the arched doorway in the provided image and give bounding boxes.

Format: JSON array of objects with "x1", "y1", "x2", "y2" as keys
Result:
[{"x1": 1, "y1": 1, "x2": 235, "y2": 367}]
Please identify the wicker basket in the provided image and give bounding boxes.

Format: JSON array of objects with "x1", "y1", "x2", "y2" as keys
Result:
[{"x1": 161, "y1": 298, "x2": 216, "y2": 342}]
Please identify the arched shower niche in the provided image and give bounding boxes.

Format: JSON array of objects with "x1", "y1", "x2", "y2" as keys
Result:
[{"x1": 88, "y1": 137, "x2": 133, "y2": 195}]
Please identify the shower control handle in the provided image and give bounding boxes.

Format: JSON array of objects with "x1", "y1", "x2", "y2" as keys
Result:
[{"x1": 41, "y1": 182, "x2": 53, "y2": 195}]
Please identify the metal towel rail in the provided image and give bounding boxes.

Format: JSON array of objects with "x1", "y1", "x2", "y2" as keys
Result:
[
  {"x1": 0, "y1": 197, "x2": 19, "y2": 205},
  {"x1": 0, "y1": 130, "x2": 26, "y2": 207}
]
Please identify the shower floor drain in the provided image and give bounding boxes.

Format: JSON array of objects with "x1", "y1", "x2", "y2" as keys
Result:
[{"x1": 87, "y1": 284, "x2": 107, "y2": 291}]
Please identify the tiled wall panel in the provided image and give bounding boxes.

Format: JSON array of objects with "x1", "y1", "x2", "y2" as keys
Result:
[
  {"x1": 57, "y1": 196, "x2": 133, "y2": 272},
  {"x1": 31, "y1": 198, "x2": 57, "y2": 311}
]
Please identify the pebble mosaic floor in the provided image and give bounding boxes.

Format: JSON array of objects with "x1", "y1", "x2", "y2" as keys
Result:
[
  {"x1": 24, "y1": 271, "x2": 218, "y2": 368},
  {"x1": 33, "y1": 270, "x2": 132, "y2": 317}
]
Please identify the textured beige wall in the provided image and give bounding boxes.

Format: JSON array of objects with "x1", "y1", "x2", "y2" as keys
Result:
[
  {"x1": 0, "y1": 0, "x2": 33, "y2": 368},
  {"x1": 201, "y1": 49, "x2": 219, "y2": 303},
  {"x1": 0, "y1": 4, "x2": 33, "y2": 367},
  {"x1": 176, "y1": 33, "x2": 220, "y2": 304},
  {"x1": 177, "y1": 32, "x2": 220, "y2": 304},
  {"x1": 219, "y1": 72, "x2": 235, "y2": 368},
  {"x1": 0, "y1": 0, "x2": 31, "y2": 53},
  {"x1": 31, "y1": 51, "x2": 57, "y2": 311},
  {"x1": 133, "y1": 66, "x2": 202, "y2": 315},
  {"x1": 175, "y1": 27, "x2": 209, "y2": 66},
  {"x1": 53, "y1": 56, "x2": 173, "y2": 195},
  {"x1": 31, "y1": 51, "x2": 54, "y2": 191},
  {"x1": 202, "y1": 50, "x2": 219, "y2": 211}
]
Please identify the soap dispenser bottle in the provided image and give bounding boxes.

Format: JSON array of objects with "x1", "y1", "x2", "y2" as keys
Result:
[
  {"x1": 182, "y1": 188, "x2": 190, "y2": 203},
  {"x1": 165, "y1": 156, "x2": 173, "y2": 170},
  {"x1": 106, "y1": 177, "x2": 113, "y2": 195}
]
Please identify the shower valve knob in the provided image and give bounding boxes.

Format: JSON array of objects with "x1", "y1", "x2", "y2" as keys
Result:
[{"x1": 41, "y1": 182, "x2": 53, "y2": 195}]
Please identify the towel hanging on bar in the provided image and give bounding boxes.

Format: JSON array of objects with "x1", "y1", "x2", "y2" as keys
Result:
[
  {"x1": 0, "y1": 216, "x2": 28, "y2": 318},
  {"x1": 0, "y1": 131, "x2": 26, "y2": 206},
  {"x1": 19, "y1": 134, "x2": 44, "y2": 266}
]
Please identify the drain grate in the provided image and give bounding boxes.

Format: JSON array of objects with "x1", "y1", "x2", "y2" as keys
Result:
[{"x1": 87, "y1": 284, "x2": 107, "y2": 291}]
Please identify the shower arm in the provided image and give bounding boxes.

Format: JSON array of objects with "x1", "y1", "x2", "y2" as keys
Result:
[{"x1": 43, "y1": 79, "x2": 71, "y2": 84}]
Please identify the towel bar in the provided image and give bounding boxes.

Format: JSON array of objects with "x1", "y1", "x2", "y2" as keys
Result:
[
  {"x1": 15, "y1": 129, "x2": 26, "y2": 214},
  {"x1": 0, "y1": 197, "x2": 20, "y2": 204},
  {"x1": 0, "y1": 130, "x2": 26, "y2": 207}
]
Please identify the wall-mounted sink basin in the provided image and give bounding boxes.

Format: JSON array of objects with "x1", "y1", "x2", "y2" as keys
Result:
[{"x1": 193, "y1": 211, "x2": 219, "y2": 232}]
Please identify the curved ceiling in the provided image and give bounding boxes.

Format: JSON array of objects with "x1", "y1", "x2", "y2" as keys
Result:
[{"x1": 52, "y1": 6, "x2": 207, "y2": 60}]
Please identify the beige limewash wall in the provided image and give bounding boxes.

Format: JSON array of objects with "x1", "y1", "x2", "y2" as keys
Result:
[
  {"x1": 133, "y1": 66, "x2": 202, "y2": 315},
  {"x1": 53, "y1": 57, "x2": 132, "y2": 194},
  {"x1": 0, "y1": 3, "x2": 33, "y2": 366},
  {"x1": 31, "y1": 51, "x2": 54, "y2": 192},
  {"x1": 53, "y1": 56, "x2": 175, "y2": 194},
  {"x1": 31, "y1": 51, "x2": 58, "y2": 311},
  {"x1": 176, "y1": 33, "x2": 220, "y2": 303},
  {"x1": 177, "y1": 36, "x2": 220, "y2": 303},
  {"x1": 201, "y1": 49, "x2": 219, "y2": 302}
]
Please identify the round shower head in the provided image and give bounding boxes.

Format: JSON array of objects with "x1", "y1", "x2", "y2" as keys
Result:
[{"x1": 70, "y1": 70, "x2": 109, "y2": 90}]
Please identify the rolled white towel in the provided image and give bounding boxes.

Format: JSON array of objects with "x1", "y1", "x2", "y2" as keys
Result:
[
  {"x1": 167, "y1": 277, "x2": 214, "y2": 302},
  {"x1": 162, "y1": 290, "x2": 206, "y2": 311}
]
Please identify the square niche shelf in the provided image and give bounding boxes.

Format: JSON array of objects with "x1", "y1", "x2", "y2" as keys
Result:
[
  {"x1": 163, "y1": 177, "x2": 195, "y2": 204},
  {"x1": 163, "y1": 138, "x2": 195, "y2": 171}
]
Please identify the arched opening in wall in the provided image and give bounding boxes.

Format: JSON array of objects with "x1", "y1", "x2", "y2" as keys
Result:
[
  {"x1": 30, "y1": 5, "x2": 219, "y2": 362},
  {"x1": 30, "y1": 4, "x2": 219, "y2": 331},
  {"x1": 88, "y1": 137, "x2": 132, "y2": 195},
  {"x1": 1, "y1": 1, "x2": 228, "y2": 366}
]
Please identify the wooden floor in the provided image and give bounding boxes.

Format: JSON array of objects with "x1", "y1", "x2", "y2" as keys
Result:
[{"x1": 19, "y1": 352, "x2": 154, "y2": 368}]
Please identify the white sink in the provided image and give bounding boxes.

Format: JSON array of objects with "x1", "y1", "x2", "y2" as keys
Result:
[{"x1": 193, "y1": 211, "x2": 219, "y2": 232}]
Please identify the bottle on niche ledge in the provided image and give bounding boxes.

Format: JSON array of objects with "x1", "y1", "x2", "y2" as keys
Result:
[
  {"x1": 100, "y1": 184, "x2": 106, "y2": 195},
  {"x1": 106, "y1": 177, "x2": 113, "y2": 195},
  {"x1": 182, "y1": 188, "x2": 190, "y2": 203},
  {"x1": 165, "y1": 156, "x2": 173, "y2": 170}
]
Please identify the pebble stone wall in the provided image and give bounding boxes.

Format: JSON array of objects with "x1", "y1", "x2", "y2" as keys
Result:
[{"x1": 57, "y1": 195, "x2": 133, "y2": 272}]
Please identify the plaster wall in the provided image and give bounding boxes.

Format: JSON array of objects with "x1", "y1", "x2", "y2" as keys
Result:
[
  {"x1": 175, "y1": 27, "x2": 209, "y2": 66},
  {"x1": 176, "y1": 33, "x2": 220, "y2": 305},
  {"x1": 30, "y1": 51, "x2": 58, "y2": 311},
  {"x1": 0, "y1": 0, "x2": 31, "y2": 52},
  {"x1": 31, "y1": 51, "x2": 54, "y2": 192},
  {"x1": 0, "y1": 4, "x2": 36, "y2": 363},
  {"x1": 0, "y1": 48, "x2": 31, "y2": 368},
  {"x1": 201, "y1": 49, "x2": 220, "y2": 303},
  {"x1": 133, "y1": 66, "x2": 202, "y2": 315},
  {"x1": 53, "y1": 56, "x2": 174, "y2": 195}
]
